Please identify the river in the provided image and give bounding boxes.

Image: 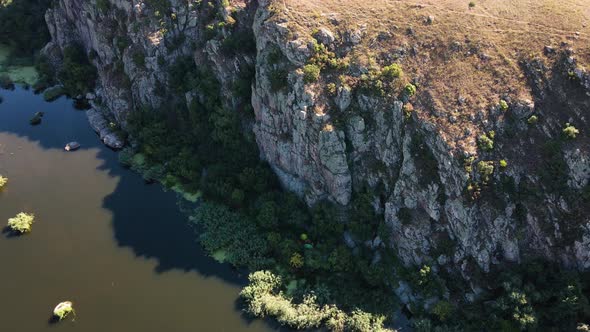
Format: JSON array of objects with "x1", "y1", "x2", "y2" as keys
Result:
[{"x1": 0, "y1": 86, "x2": 273, "y2": 331}]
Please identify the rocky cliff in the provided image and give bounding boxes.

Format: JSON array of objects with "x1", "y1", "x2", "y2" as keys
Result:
[{"x1": 42, "y1": 0, "x2": 590, "y2": 298}]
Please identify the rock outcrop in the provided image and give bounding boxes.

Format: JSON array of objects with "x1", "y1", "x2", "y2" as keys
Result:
[
  {"x1": 86, "y1": 107, "x2": 124, "y2": 149},
  {"x1": 42, "y1": 0, "x2": 590, "y2": 293}
]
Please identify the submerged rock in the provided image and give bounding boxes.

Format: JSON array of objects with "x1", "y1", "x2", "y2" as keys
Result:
[{"x1": 29, "y1": 112, "x2": 44, "y2": 125}]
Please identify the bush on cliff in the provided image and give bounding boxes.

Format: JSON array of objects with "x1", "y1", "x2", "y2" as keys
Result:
[
  {"x1": 303, "y1": 64, "x2": 321, "y2": 83},
  {"x1": 58, "y1": 44, "x2": 97, "y2": 96}
]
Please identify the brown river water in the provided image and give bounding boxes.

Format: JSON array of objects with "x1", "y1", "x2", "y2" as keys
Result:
[{"x1": 0, "y1": 86, "x2": 273, "y2": 331}]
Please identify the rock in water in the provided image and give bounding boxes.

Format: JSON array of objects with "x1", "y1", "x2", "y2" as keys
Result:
[
  {"x1": 29, "y1": 112, "x2": 44, "y2": 125},
  {"x1": 64, "y1": 142, "x2": 80, "y2": 151},
  {"x1": 86, "y1": 108, "x2": 124, "y2": 149}
]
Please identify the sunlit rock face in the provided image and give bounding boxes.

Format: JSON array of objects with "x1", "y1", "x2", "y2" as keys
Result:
[{"x1": 43, "y1": 0, "x2": 590, "y2": 285}]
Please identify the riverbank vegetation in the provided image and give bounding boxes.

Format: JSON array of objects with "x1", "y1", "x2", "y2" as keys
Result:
[
  {"x1": 6, "y1": 0, "x2": 587, "y2": 330},
  {"x1": 121, "y1": 55, "x2": 400, "y2": 330},
  {"x1": 0, "y1": 175, "x2": 7, "y2": 188},
  {"x1": 116, "y1": 23, "x2": 590, "y2": 332}
]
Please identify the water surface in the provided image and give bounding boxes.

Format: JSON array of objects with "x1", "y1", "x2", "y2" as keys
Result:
[{"x1": 0, "y1": 86, "x2": 271, "y2": 331}]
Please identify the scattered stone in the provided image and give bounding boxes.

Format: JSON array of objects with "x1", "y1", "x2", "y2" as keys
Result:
[
  {"x1": 313, "y1": 27, "x2": 335, "y2": 45},
  {"x1": 544, "y1": 45, "x2": 555, "y2": 55},
  {"x1": 343, "y1": 231, "x2": 356, "y2": 248},
  {"x1": 426, "y1": 15, "x2": 435, "y2": 24},
  {"x1": 346, "y1": 29, "x2": 363, "y2": 45},
  {"x1": 479, "y1": 53, "x2": 491, "y2": 61}
]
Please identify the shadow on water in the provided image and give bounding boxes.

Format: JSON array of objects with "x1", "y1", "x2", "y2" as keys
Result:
[
  {"x1": 0, "y1": 86, "x2": 248, "y2": 285},
  {"x1": 1, "y1": 225, "x2": 21, "y2": 239}
]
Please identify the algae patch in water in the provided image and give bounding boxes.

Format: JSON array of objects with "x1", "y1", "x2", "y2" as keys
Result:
[{"x1": 0, "y1": 44, "x2": 38, "y2": 85}]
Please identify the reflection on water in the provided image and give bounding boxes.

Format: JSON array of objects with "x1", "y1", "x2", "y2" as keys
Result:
[{"x1": 0, "y1": 87, "x2": 272, "y2": 331}]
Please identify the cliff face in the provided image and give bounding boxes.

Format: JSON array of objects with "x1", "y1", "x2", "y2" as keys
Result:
[{"x1": 43, "y1": 0, "x2": 590, "y2": 292}]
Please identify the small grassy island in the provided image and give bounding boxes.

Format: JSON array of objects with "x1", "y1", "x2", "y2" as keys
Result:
[
  {"x1": 52, "y1": 301, "x2": 75, "y2": 321},
  {"x1": 7, "y1": 212, "x2": 35, "y2": 234}
]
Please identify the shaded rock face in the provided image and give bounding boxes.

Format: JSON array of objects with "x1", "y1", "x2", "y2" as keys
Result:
[
  {"x1": 86, "y1": 108, "x2": 124, "y2": 149},
  {"x1": 43, "y1": 0, "x2": 254, "y2": 127},
  {"x1": 44, "y1": 0, "x2": 590, "y2": 282}
]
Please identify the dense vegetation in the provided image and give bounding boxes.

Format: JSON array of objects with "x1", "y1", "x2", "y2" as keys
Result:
[
  {"x1": 0, "y1": 0, "x2": 50, "y2": 57},
  {"x1": 121, "y1": 54, "x2": 401, "y2": 329},
  {"x1": 117, "y1": 16, "x2": 590, "y2": 332},
  {"x1": 5, "y1": 0, "x2": 585, "y2": 330}
]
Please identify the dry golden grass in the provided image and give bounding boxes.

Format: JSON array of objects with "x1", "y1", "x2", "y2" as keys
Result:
[{"x1": 270, "y1": 0, "x2": 590, "y2": 151}]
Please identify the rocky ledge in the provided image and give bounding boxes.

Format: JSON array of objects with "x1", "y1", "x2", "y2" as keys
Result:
[{"x1": 86, "y1": 107, "x2": 124, "y2": 149}]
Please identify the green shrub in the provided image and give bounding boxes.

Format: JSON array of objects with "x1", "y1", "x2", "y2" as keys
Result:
[
  {"x1": 477, "y1": 133, "x2": 494, "y2": 151},
  {"x1": 0, "y1": 175, "x2": 7, "y2": 188},
  {"x1": 240, "y1": 271, "x2": 392, "y2": 332},
  {"x1": 347, "y1": 309, "x2": 388, "y2": 332},
  {"x1": 256, "y1": 201, "x2": 278, "y2": 228},
  {"x1": 96, "y1": 0, "x2": 110, "y2": 13},
  {"x1": 118, "y1": 147, "x2": 135, "y2": 167},
  {"x1": 499, "y1": 99, "x2": 509, "y2": 111},
  {"x1": 499, "y1": 159, "x2": 508, "y2": 168},
  {"x1": 269, "y1": 69, "x2": 288, "y2": 92},
  {"x1": 303, "y1": 64, "x2": 321, "y2": 83},
  {"x1": 115, "y1": 36, "x2": 131, "y2": 53},
  {"x1": 168, "y1": 56, "x2": 198, "y2": 93},
  {"x1": 404, "y1": 83, "x2": 417, "y2": 97},
  {"x1": 477, "y1": 160, "x2": 494, "y2": 182},
  {"x1": 131, "y1": 50, "x2": 146, "y2": 68},
  {"x1": 527, "y1": 115, "x2": 538, "y2": 124},
  {"x1": 432, "y1": 301, "x2": 453, "y2": 321},
  {"x1": 7, "y1": 212, "x2": 35, "y2": 234},
  {"x1": 190, "y1": 203, "x2": 272, "y2": 270},
  {"x1": 563, "y1": 123, "x2": 579, "y2": 139},
  {"x1": 290, "y1": 252, "x2": 304, "y2": 269},
  {"x1": 359, "y1": 72, "x2": 385, "y2": 96},
  {"x1": 221, "y1": 30, "x2": 256, "y2": 56},
  {"x1": 267, "y1": 48, "x2": 282, "y2": 65},
  {"x1": 469, "y1": 1, "x2": 476, "y2": 8},
  {"x1": 381, "y1": 63, "x2": 403, "y2": 80},
  {"x1": 326, "y1": 82, "x2": 337, "y2": 96},
  {"x1": 58, "y1": 44, "x2": 97, "y2": 95}
]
